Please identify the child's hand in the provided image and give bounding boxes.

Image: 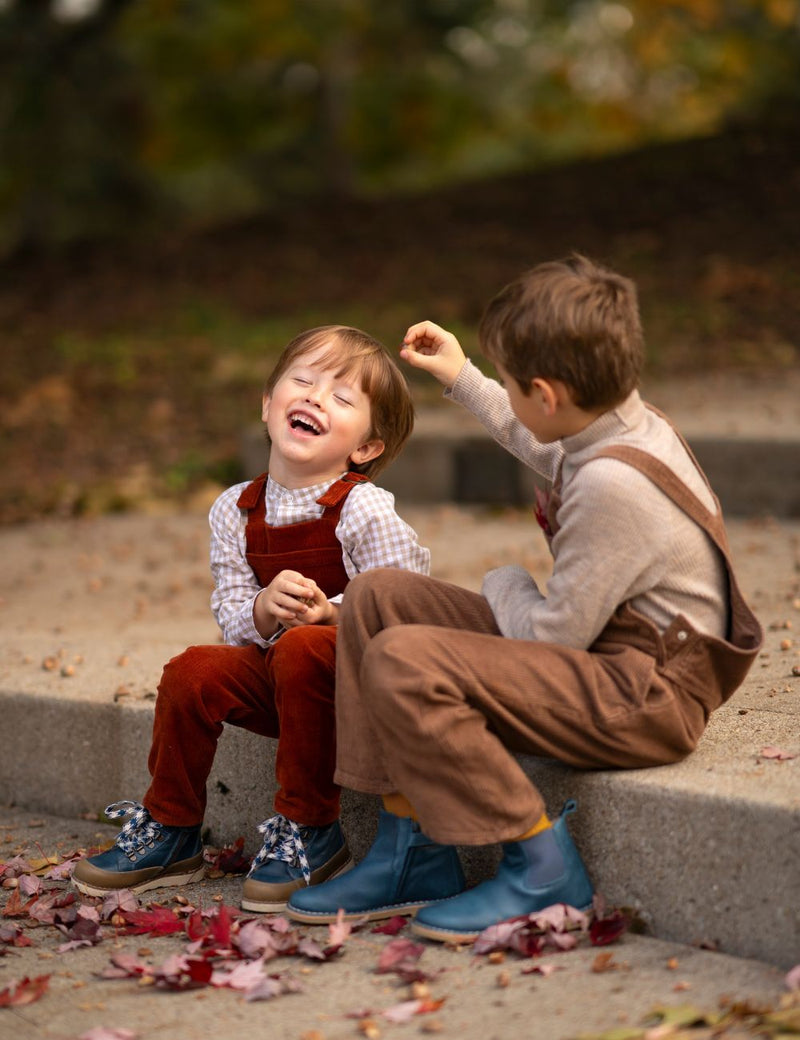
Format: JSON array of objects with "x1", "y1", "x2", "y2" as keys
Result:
[
  {"x1": 282, "y1": 582, "x2": 337, "y2": 628},
  {"x1": 257, "y1": 570, "x2": 330, "y2": 631},
  {"x1": 400, "y1": 320, "x2": 467, "y2": 389}
]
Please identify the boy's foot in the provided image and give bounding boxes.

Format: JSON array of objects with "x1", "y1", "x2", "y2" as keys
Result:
[
  {"x1": 72, "y1": 801, "x2": 204, "y2": 897},
  {"x1": 285, "y1": 810, "x2": 465, "y2": 923},
  {"x1": 240, "y1": 815, "x2": 353, "y2": 913},
  {"x1": 410, "y1": 800, "x2": 594, "y2": 943}
]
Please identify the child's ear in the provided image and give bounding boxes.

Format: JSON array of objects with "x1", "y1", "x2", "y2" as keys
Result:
[
  {"x1": 261, "y1": 394, "x2": 271, "y2": 422},
  {"x1": 350, "y1": 439, "x2": 385, "y2": 467},
  {"x1": 531, "y1": 378, "x2": 559, "y2": 416}
]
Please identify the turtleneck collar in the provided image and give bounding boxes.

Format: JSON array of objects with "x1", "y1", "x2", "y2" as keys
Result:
[{"x1": 561, "y1": 389, "x2": 646, "y2": 456}]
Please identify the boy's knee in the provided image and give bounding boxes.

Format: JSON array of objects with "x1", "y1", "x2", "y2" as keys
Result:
[
  {"x1": 361, "y1": 627, "x2": 424, "y2": 700},
  {"x1": 270, "y1": 625, "x2": 336, "y2": 676},
  {"x1": 159, "y1": 645, "x2": 222, "y2": 697},
  {"x1": 343, "y1": 568, "x2": 421, "y2": 617}
]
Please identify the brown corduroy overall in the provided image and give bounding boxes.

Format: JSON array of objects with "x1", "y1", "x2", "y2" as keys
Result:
[
  {"x1": 332, "y1": 446, "x2": 763, "y2": 847},
  {"x1": 143, "y1": 472, "x2": 367, "y2": 829}
]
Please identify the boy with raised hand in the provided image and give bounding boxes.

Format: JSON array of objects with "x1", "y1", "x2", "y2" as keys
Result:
[
  {"x1": 286, "y1": 255, "x2": 763, "y2": 942},
  {"x1": 73, "y1": 325, "x2": 431, "y2": 912}
]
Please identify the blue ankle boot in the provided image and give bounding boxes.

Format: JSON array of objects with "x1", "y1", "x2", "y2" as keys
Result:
[
  {"x1": 241, "y1": 815, "x2": 353, "y2": 913},
  {"x1": 411, "y1": 800, "x2": 593, "y2": 943},
  {"x1": 72, "y1": 801, "x2": 204, "y2": 897},
  {"x1": 285, "y1": 810, "x2": 465, "y2": 923}
]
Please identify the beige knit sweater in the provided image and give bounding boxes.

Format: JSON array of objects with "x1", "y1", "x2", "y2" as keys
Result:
[{"x1": 448, "y1": 361, "x2": 728, "y2": 650}]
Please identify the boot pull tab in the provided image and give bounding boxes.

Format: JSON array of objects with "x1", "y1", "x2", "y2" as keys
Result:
[{"x1": 560, "y1": 799, "x2": 578, "y2": 818}]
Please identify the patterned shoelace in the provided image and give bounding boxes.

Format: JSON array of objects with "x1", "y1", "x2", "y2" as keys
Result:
[
  {"x1": 104, "y1": 800, "x2": 163, "y2": 859},
  {"x1": 250, "y1": 814, "x2": 311, "y2": 884}
]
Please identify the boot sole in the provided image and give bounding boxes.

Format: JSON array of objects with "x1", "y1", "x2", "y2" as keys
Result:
[
  {"x1": 285, "y1": 898, "x2": 432, "y2": 925},
  {"x1": 72, "y1": 861, "x2": 206, "y2": 898},
  {"x1": 241, "y1": 853, "x2": 355, "y2": 915},
  {"x1": 410, "y1": 919, "x2": 479, "y2": 943}
]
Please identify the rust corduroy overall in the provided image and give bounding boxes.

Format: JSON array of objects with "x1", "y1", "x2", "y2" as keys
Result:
[{"x1": 143, "y1": 471, "x2": 367, "y2": 829}]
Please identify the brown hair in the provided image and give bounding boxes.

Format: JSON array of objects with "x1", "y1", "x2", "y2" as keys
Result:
[
  {"x1": 265, "y1": 325, "x2": 414, "y2": 478},
  {"x1": 478, "y1": 254, "x2": 644, "y2": 409}
]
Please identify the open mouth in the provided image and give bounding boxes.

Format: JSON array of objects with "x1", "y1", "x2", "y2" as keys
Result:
[{"x1": 288, "y1": 412, "x2": 323, "y2": 435}]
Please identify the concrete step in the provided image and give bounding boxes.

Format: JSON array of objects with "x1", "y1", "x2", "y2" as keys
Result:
[
  {"x1": 243, "y1": 414, "x2": 800, "y2": 516},
  {"x1": 241, "y1": 367, "x2": 800, "y2": 515},
  {"x1": 1, "y1": 510, "x2": 799, "y2": 970}
]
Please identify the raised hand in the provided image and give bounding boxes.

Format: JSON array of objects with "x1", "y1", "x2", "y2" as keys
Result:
[{"x1": 400, "y1": 320, "x2": 467, "y2": 389}]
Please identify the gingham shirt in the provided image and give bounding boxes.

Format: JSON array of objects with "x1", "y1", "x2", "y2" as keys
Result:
[{"x1": 209, "y1": 474, "x2": 430, "y2": 647}]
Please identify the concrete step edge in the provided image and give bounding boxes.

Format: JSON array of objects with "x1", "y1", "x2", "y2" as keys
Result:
[
  {"x1": 241, "y1": 426, "x2": 800, "y2": 516},
  {"x1": 3, "y1": 689, "x2": 797, "y2": 968}
]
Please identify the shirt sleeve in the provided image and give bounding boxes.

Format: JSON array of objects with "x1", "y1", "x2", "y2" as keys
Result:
[
  {"x1": 482, "y1": 459, "x2": 673, "y2": 648},
  {"x1": 209, "y1": 484, "x2": 268, "y2": 647},
  {"x1": 336, "y1": 482, "x2": 431, "y2": 578},
  {"x1": 447, "y1": 360, "x2": 562, "y2": 480}
]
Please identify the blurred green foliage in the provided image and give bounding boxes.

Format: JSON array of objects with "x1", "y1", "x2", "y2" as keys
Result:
[{"x1": 0, "y1": 0, "x2": 798, "y2": 253}]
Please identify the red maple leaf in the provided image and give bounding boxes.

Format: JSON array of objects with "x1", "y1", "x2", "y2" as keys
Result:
[
  {"x1": 185, "y1": 904, "x2": 239, "y2": 949},
  {"x1": 0, "y1": 974, "x2": 50, "y2": 1007},
  {"x1": 206, "y1": 837, "x2": 251, "y2": 875},
  {"x1": 371, "y1": 916, "x2": 408, "y2": 936},
  {"x1": 589, "y1": 908, "x2": 630, "y2": 947},
  {"x1": 375, "y1": 937, "x2": 428, "y2": 981},
  {"x1": 0, "y1": 924, "x2": 34, "y2": 948},
  {"x1": 118, "y1": 904, "x2": 185, "y2": 936},
  {"x1": 1, "y1": 886, "x2": 38, "y2": 919}
]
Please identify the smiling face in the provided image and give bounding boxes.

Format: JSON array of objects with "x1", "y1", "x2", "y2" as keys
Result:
[{"x1": 262, "y1": 342, "x2": 385, "y2": 488}]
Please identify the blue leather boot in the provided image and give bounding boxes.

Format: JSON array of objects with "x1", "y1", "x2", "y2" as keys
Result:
[
  {"x1": 286, "y1": 809, "x2": 466, "y2": 923},
  {"x1": 72, "y1": 801, "x2": 204, "y2": 897},
  {"x1": 241, "y1": 815, "x2": 353, "y2": 913},
  {"x1": 411, "y1": 800, "x2": 593, "y2": 943}
]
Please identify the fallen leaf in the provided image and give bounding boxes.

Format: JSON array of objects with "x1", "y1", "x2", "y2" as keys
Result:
[
  {"x1": 520, "y1": 962, "x2": 565, "y2": 976},
  {"x1": 591, "y1": 951, "x2": 618, "y2": 973},
  {"x1": 327, "y1": 907, "x2": 352, "y2": 949},
  {"x1": 371, "y1": 916, "x2": 408, "y2": 936},
  {"x1": 101, "y1": 890, "x2": 140, "y2": 919},
  {"x1": 379, "y1": 997, "x2": 446, "y2": 1024},
  {"x1": 204, "y1": 837, "x2": 250, "y2": 876},
  {"x1": 243, "y1": 973, "x2": 303, "y2": 1003},
  {"x1": 474, "y1": 902, "x2": 593, "y2": 958},
  {"x1": 0, "y1": 974, "x2": 51, "y2": 1007},
  {"x1": 0, "y1": 924, "x2": 34, "y2": 948},
  {"x1": 28, "y1": 889, "x2": 77, "y2": 924},
  {"x1": 1, "y1": 886, "x2": 37, "y2": 918},
  {"x1": 211, "y1": 958, "x2": 269, "y2": 991},
  {"x1": 375, "y1": 938, "x2": 427, "y2": 981},
  {"x1": 590, "y1": 909, "x2": 630, "y2": 947},
  {"x1": 119, "y1": 905, "x2": 186, "y2": 936},
  {"x1": 759, "y1": 745, "x2": 796, "y2": 761}
]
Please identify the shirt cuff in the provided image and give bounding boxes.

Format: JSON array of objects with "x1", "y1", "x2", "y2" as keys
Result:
[{"x1": 444, "y1": 358, "x2": 483, "y2": 404}]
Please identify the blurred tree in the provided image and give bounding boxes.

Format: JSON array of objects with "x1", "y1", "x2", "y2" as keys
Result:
[
  {"x1": 0, "y1": 0, "x2": 797, "y2": 252},
  {"x1": 0, "y1": 0, "x2": 149, "y2": 252}
]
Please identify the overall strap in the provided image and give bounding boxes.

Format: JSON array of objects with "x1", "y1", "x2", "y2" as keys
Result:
[
  {"x1": 593, "y1": 445, "x2": 729, "y2": 554},
  {"x1": 235, "y1": 471, "x2": 371, "y2": 558},
  {"x1": 316, "y1": 471, "x2": 370, "y2": 508},
  {"x1": 236, "y1": 473, "x2": 269, "y2": 555}
]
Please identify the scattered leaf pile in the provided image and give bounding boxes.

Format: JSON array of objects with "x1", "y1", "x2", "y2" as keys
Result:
[
  {"x1": 575, "y1": 993, "x2": 800, "y2": 1040},
  {"x1": 2, "y1": 840, "x2": 799, "y2": 1040}
]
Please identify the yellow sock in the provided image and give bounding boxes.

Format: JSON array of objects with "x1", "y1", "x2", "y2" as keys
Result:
[
  {"x1": 382, "y1": 792, "x2": 417, "y2": 820},
  {"x1": 511, "y1": 813, "x2": 551, "y2": 842}
]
